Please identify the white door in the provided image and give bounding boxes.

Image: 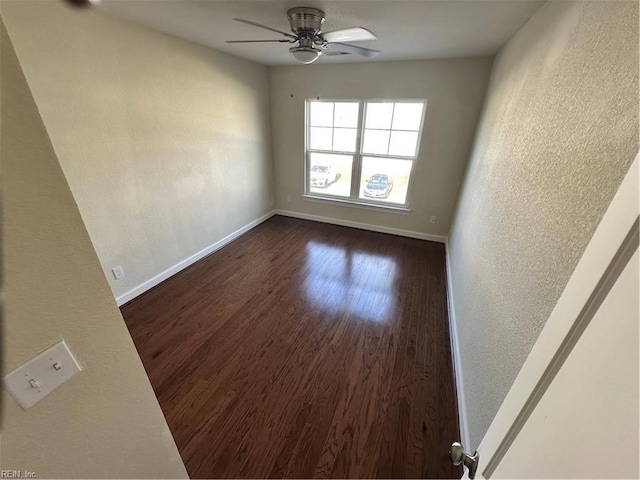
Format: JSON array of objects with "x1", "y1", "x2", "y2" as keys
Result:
[{"x1": 457, "y1": 155, "x2": 639, "y2": 479}]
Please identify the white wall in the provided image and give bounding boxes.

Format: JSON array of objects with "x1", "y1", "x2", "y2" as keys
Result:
[
  {"x1": 269, "y1": 58, "x2": 493, "y2": 237},
  {"x1": 1, "y1": 0, "x2": 274, "y2": 301},
  {"x1": 448, "y1": 0, "x2": 639, "y2": 448},
  {"x1": 1, "y1": 20, "x2": 187, "y2": 478}
]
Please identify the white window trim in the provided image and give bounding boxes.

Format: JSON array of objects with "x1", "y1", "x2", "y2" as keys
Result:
[
  {"x1": 302, "y1": 194, "x2": 412, "y2": 215},
  {"x1": 304, "y1": 99, "x2": 427, "y2": 211}
]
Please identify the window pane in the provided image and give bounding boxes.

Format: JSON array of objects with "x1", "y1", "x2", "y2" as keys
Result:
[
  {"x1": 333, "y1": 128, "x2": 357, "y2": 152},
  {"x1": 389, "y1": 131, "x2": 419, "y2": 157},
  {"x1": 309, "y1": 127, "x2": 333, "y2": 150},
  {"x1": 334, "y1": 102, "x2": 359, "y2": 128},
  {"x1": 309, "y1": 153, "x2": 353, "y2": 197},
  {"x1": 362, "y1": 129, "x2": 390, "y2": 155},
  {"x1": 365, "y1": 103, "x2": 393, "y2": 129},
  {"x1": 359, "y1": 156, "x2": 413, "y2": 205},
  {"x1": 309, "y1": 102, "x2": 334, "y2": 127},
  {"x1": 391, "y1": 103, "x2": 424, "y2": 131}
]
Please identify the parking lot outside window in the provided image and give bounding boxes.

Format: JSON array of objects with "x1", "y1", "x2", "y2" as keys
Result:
[{"x1": 305, "y1": 100, "x2": 426, "y2": 209}]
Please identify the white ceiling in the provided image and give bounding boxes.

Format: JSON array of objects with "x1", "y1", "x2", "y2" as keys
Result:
[{"x1": 99, "y1": 0, "x2": 545, "y2": 66}]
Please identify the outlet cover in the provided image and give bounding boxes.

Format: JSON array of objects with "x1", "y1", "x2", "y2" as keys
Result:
[
  {"x1": 112, "y1": 265, "x2": 125, "y2": 280},
  {"x1": 4, "y1": 340, "x2": 82, "y2": 409}
]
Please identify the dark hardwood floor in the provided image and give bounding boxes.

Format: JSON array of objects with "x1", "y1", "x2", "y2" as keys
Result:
[{"x1": 121, "y1": 216, "x2": 461, "y2": 479}]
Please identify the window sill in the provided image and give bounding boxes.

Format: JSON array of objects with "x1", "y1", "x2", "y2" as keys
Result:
[{"x1": 302, "y1": 194, "x2": 412, "y2": 215}]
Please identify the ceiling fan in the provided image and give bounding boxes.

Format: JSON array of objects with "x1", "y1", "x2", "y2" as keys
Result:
[{"x1": 226, "y1": 7, "x2": 380, "y2": 64}]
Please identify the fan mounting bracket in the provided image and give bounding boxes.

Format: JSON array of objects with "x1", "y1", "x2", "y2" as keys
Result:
[{"x1": 287, "y1": 7, "x2": 326, "y2": 37}]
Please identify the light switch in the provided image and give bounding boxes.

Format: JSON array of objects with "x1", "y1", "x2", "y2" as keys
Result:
[{"x1": 4, "y1": 340, "x2": 82, "y2": 409}]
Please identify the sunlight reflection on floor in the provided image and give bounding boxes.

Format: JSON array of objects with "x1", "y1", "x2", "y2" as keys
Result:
[{"x1": 303, "y1": 240, "x2": 398, "y2": 323}]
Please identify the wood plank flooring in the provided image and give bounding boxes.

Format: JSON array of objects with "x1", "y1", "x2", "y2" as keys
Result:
[{"x1": 121, "y1": 216, "x2": 462, "y2": 479}]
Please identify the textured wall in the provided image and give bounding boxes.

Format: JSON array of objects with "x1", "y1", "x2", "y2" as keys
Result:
[
  {"x1": 448, "y1": 0, "x2": 639, "y2": 448},
  {"x1": 1, "y1": 21, "x2": 187, "y2": 478},
  {"x1": 1, "y1": 0, "x2": 274, "y2": 300},
  {"x1": 269, "y1": 58, "x2": 493, "y2": 236}
]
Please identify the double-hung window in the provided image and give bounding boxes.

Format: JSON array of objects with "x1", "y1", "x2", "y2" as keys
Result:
[{"x1": 305, "y1": 100, "x2": 425, "y2": 209}]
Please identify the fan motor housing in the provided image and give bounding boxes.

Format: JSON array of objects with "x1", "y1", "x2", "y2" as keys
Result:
[{"x1": 287, "y1": 7, "x2": 325, "y2": 37}]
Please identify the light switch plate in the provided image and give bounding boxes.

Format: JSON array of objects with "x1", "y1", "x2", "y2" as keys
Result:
[{"x1": 4, "y1": 340, "x2": 82, "y2": 409}]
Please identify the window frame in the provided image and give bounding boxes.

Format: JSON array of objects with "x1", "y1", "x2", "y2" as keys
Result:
[{"x1": 304, "y1": 98, "x2": 427, "y2": 211}]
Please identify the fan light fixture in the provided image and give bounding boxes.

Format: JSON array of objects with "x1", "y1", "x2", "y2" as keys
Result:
[
  {"x1": 226, "y1": 7, "x2": 380, "y2": 65},
  {"x1": 290, "y1": 46, "x2": 322, "y2": 64}
]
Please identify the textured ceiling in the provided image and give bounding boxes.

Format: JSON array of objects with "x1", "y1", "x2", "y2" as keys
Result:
[{"x1": 99, "y1": 0, "x2": 545, "y2": 65}]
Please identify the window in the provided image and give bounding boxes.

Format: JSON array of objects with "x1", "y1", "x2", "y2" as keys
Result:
[{"x1": 306, "y1": 100, "x2": 425, "y2": 208}]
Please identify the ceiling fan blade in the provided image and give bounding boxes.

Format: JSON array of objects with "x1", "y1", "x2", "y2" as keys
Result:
[
  {"x1": 325, "y1": 42, "x2": 381, "y2": 58},
  {"x1": 322, "y1": 27, "x2": 377, "y2": 43},
  {"x1": 226, "y1": 39, "x2": 291, "y2": 43},
  {"x1": 232, "y1": 18, "x2": 296, "y2": 39}
]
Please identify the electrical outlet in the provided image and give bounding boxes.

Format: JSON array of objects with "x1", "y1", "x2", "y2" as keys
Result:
[
  {"x1": 430, "y1": 215, "x2": 437, "y2": 224},
  {"x1": 286, "y1": 194, "x2": 291, "y2": 202},
  {"x1": 112, "y1": 265, "x2": 125, "y2": 280}
]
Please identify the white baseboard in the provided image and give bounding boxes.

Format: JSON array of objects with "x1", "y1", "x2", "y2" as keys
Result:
[
  {"x1": 445, "y1": 240, "x2": 471, "y2": 449},
  {"x1": 116, "y1": 210, "x2": 276, "y2": 306},
  {"x1": 274, "y1": 209, "x2": 447, "y2": 243}
]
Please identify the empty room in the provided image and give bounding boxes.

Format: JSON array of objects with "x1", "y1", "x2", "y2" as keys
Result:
[{"x1": 1, "y1": 0, "x2": 638, "y2": 478}]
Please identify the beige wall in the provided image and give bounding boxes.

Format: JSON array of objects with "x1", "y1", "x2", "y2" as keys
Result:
[
  {"x1": 448, "y1": 0, "x2": 639, "y2": 448},
  {"x1": 1, "y1": 0, "x2": 274, "y2": 301},
  {"x1": 1, "y1": 21, "x2": 187, "y2": 478},
  {"x1": 269, "y1": 58, "x2": 493, "y2": 237}
]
